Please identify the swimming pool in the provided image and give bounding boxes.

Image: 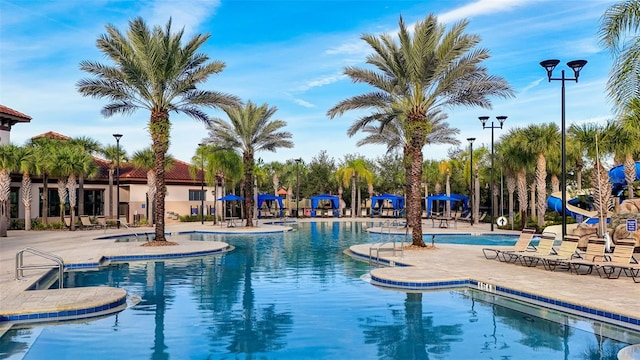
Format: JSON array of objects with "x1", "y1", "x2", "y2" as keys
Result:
[{"x1": 1, "y1": 222, "x2": 636, "y2": 359}]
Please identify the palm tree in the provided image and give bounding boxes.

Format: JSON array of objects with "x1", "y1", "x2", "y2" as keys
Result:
[
  {"x1": 102, "y1": 144, "x2": 128, "y2": 219},
  {"x1": 523, "y1": 123, "x2": 560, "y2": 228},
  {"x1": 205, "y1": 101, "x2": 293, "y2": 227},
  {"x1": 205, "y1": 148, "x2": 243, "y2": 222},
  {"x1": 0, "y1": 144, "x2": 20, "y2": 236},
  {"x1": 51, "y1": 145, "x2": 96, "y2": 230},
  {"x1": 598, "y1": 0, "x2": 640, "y2": 112},
  {"x1": 16, "y1": 146, "x2": 35, "y2": 231},
  {"x1": 29, "y1": 137, "x2": 58, "y2": 225},
  {"x1": 610, "y1": 99, "x2": 640, "y2": 198},
  {"x1": 77, "y1": 17, "x2": 241, "y2": 243},
  {"x1": 70, "y1": 136, "x2": 101, "y2": 216},
  {"x1": 356, "y1": 113, "x2": 459, "y2": 221},
  {"x1": 132, "y1": 147, "x2": 174, "y2": 225},
  {"x1": 336, "y1": 158, "x2": 374, "y2": 218},
  {"x1": 327, "y1": 14, "x2": 513, "y2": 246},
  {"x1": 568, "y1": 122, "x2": 602, "y2": 191}
]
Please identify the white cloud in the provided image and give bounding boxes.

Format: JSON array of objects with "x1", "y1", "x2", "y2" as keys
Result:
[
  {"x1": 292, "y1": 99, "x2": 316, "y2": 108},
  {"x1": 438, "y1": 0, "x2": 533, "y2": 23},
  {"x1": 292, "y1": 73, "x2": 347, "y2": 92},
  {"x1": 146, "y1": 0, "x2": 221, "y2": 37}
]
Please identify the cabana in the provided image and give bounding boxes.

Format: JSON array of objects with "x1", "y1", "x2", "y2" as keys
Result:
[
  {"x1": 425, "y1": 194, "x2": 468, "y2": 217},
  {"x1": 257, "y1": 194, "x2": 283, "y2": 218},
  {"x1": 370, "y1": 194, "x2": 405, "y2": 218},
  {"x1": 310, "y1": 194, "x2": 340, "y2": 217}
]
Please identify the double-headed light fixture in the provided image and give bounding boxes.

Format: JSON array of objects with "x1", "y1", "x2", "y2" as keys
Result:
[{"x1": 539, "y1": 59, "x2": 587, "y2": 240}]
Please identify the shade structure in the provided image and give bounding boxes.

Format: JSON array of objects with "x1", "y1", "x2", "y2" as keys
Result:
[
  {"x1": 370, "y1": 194, "x2": 405, "y2": 218},
  {"x1": 218, "y1": 194, "x2": 245, "y2": 201},
  {"x1": 257, "y1": 194, "x2": 283, "y2": 218},
  {"x1": 310, "y1": 194, "x2": 340, "y2": 217},
  {"x1": 277, "y1": 188, "x2": 288, "y2": 195},
  {"x1": 426, "y1": 194, "x2": 468, "y2": 216}
]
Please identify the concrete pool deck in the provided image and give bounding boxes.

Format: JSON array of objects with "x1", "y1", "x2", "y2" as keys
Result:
[{"x1": 0, "y1": 218, "x2": 638, "y2": 333}]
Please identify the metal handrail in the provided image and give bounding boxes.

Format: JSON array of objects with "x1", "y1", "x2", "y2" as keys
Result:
[
  {"x1": 369, "y1": 220, "x2": 405, "y2": 266},
  {"x1": 117, "y1": 219, "x2": 142, "y2": 241},
  {"x1": 16, "y1": 247, "x2": 64, "y2": 288}
]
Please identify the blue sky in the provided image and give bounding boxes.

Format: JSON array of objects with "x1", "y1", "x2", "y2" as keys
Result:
[{"x1": 0, "y1": 0, "x2": 615, "y2": 165}]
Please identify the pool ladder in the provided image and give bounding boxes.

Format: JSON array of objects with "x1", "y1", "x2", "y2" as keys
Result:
[
  {"x1": 16, "y1": 247, "x2": 64, "y2": 288},
  {"x1": 117, "y1": 219, "x2": 143, "y2": 242},
  {"x1": 369, "y1": 220, "x2": 408, "y2": 267}
]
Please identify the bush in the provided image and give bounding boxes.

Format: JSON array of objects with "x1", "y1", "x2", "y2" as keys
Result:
[
  {"x1": 31, "y1": 218, "x2": 47, "y2": 230},
  {"x1": 179, "y1": 214, "x2": 216, "y2": 222},
  {"x1": 48, "y1": 221, "x2": 66, "y2": 230},
  {"x1": 10, "y1": 219, "x2": 25, "y2": 230}
]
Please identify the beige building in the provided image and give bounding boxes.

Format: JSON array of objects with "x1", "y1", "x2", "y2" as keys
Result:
[{"x1": 1, "y1": 105, "x2": 223, "y2": 227}]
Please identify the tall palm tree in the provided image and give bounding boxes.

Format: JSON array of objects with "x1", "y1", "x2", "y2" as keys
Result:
[
  {"x1": 568, "y1": 122, "x2": 602, "y2": 191},
  {"x1": 77, "y1": 17, "x2": 241, "y2": 243},
  {"x1": 523, "y1": 123, "x2": 560, "y2": 228},
  {"x1": 336, "y1": 158, "x2": 374, "y2": 218},
  {"x1": 102, "y1": 144, "x2": 128, "y2": 219},
  {"x1": 205, "y1": 101, "x2": 293, "y2": 227},
  {"x1": 356, "y1": 113, "x2": 459, "y2": 221},
  {"x1": 29, "y1": 137, "x2": 58, "y2": 225},
  {"x1": 610, "y1": 99, "x2": 640, "y2": 198},
  {"x1": 205, "y1": 148, "x2": 243, "y2": 222},
  {"x1": 496, "y1": 131, "x2": 531, "y2": 227},
  {"x1": 327, "y1": 14, "x2": 513, "y2": 246},
  {"x1": 598, "y1": 0, "x2": 640, "y2": 112},
  {"x1": 50, "y1": 145, "x2": 96, "y2": 231},
  {"x1": 70, "y1": 136, "x2": 101, "y2": 216},
  {"x1": 16, "y1": 146, "x2": 35, "y2": 231},
  {"x1": 0, "y1": 144, "x2": 20, "y2": 236},
  {"x1": 132, "y1": 147, "x2": 174, "y2": 225}
]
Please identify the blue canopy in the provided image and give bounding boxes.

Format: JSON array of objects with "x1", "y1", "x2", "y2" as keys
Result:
[
  {"x1": 310, "y1": 194, "x2": 340, "y2": 217},
  {"x1": 257, "y1": 194, "x2": 283, "y2": 218},
  {"x1": 310, "y1": 194, "x2": 339, "y2": 209},
  {"x1": 426, "y1": 194, "x2": 468, "y2": 216},
  {"x1": 218, "y1": 194, "x2": 244, "y2": 201},
  {"x1": 371, "y1": 194, "x2": 405, "y2": 217}
]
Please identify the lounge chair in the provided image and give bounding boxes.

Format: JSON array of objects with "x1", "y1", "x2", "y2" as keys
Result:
[
  {"x1": 565, "y1": 236, "x2": 607, "y2": 275},
  {"x1": 80, "y1": 215, "x2": 100, "y2": 230},
  {"x1": 457, "y1": 213, "x2": 471, "y2": 222},
  {"x1": 535, "y1": 235, "x2": 581, "y2": 271},
  {"x1": 482, "y1": 228, "x2": 537, "y2": 261},
  {"x1": 63, "y1": 216, "x2": 71, "y2": 229},
  {"x1": 595, "y1": 239, "x2": 639, "y2": 280},
  {"x1": 516, "y1": 233, "x2": 558, "y2": 267}
]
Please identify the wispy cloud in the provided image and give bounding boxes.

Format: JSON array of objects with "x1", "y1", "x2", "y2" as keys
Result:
[
  {"x1": 146, "y1": 0, "x2": 221, "y2": 37},
  {"x1": 292, "y1": 73, "x2": 347, "y2": 92},
  {"x1": 438, "y1": 0, "x2": 533, "y2": 23},
  {"x1": 292, "y1": 98, "x2": 316, "y2": 108}
]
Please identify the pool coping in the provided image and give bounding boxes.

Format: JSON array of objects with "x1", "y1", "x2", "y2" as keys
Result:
[
  {"x1": 1, "y1": 237, "x2": 234, "y2": 328},
  {"x1": 349, "y1": 245, "x2": 640, "y2": 332}
]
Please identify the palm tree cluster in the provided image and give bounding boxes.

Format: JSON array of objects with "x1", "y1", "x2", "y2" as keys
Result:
[
  {"x1": 70, "y1": 3, "x2": 640, "y2": 244},
  {"x1": 0, "y1": 135, "x2": 127, "y2": 235}
]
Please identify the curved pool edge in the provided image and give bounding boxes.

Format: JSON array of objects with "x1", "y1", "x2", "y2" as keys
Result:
[{"x1": 347, "y1": 243, "x2": 640, "y2": 333}]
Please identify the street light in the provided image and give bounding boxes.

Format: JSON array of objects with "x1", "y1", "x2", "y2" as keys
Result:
[
  {"x1": 467, "y1": 137, "x2": 476, "y2": 226},
  {"x1": 113, "y1": 134, "x2": 122, "y2": 229},
  {"x1": 480, "y1": 116, "x2": 507, "y2": 231},
  {"x1": 295, "y1": 158, "x2": 301, "y2": 218},
  {"x1": 198, "y1": 143, "x2": 205, "y2": 225},
  {"x1": 540, "y1": 59, "x2": 587, "y2": 240}
]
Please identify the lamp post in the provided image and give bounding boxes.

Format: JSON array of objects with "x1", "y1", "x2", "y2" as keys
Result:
[
  {"x1": 480, "y1": 116, "x2": 507, "y2": 231},
  {"x1": 198, "y1": 143, "x2": 205, "y2": 225},
  {"x1": 113, "y1": 134, "x2": 122, "y2": 228},
  {"x1": 540, "y1": 59, "x2": 587, "y2": 240},
  {"x1": 467, "y1": 137, "x2": 476, "y2": 226},
  {"x1": 295, "y1": 158, "x2": 301, "y2": 218}
]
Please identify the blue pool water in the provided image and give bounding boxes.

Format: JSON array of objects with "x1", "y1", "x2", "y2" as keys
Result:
[{"x1": 1, "y1": 222, "x2": 636, "y2": 359}]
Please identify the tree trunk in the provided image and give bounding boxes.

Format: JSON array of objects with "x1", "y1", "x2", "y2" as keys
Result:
[
  {"x1": 150, "y1": 113, "x2": 170, "y2": 242},
  {"x1": 530, "y1": 183, "x2": 536, "y2": 220},
  {"x1": 42, "y1": 174, "x2": 49, "y2": 225},
  {"x1": 624, "y1": 153, "x2": 635, "y2": 199},
  {"x1": 0, "y1": 169, "x2": 9, "y2": 237},
  {"x1": 78, "y1": 175, "x2": 85, "y2": 216},
  {"x1": 67, "y1": 174, "x2": 78, "y2": 231},
  {"x1": 445, "y1": 174, "x2": 451, "y2": 217},
  {"x1": 350, "y1": 175, "x2": 356, "y2": 218},
  {"x1": 22, "y1": 173, "x2": 32, "y2": 231},
  {"x1": 507, "y1": 174, "x2": 516, "y2": 227},
  {"x1": 408, "y1": 143, "x2": 425, "y2": 247},
  {"x1": 108, "y1": 168, "x2": 114, "y2": 218},
  {"x1": 517, "y1": 169, "x2": 528, "y2": 229},
  {"x1": 474, "y1": 168, "x2": 480, "y2": 223},
  {"x1": 243, "y1": 152, "x2": 254, "y2": 227},
  {"x1": 535, "y1": 153, "x2": 547, "y2": 228}
]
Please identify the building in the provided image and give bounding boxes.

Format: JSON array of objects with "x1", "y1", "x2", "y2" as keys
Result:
[{"x1": 2, "y1": 105, "x2": 222, "y2": 227}]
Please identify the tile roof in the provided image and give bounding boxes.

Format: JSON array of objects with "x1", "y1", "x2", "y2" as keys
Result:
[
  {"x1": 0, "y1": 105, "x2": 32, "y2": 121},
  {"x1": 29, "y1": 131, "x2": 203, "y2": 184}
]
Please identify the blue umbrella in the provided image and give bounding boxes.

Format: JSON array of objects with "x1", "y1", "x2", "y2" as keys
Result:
[{"x1": 218, "y1": 194, "x2": 245, "y2": 201}]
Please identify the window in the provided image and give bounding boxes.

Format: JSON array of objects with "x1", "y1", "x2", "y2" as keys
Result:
[
  {"x1": 83, "y1": 189, "x2": 104, "y2": 216},
  {"x1": 189, "y1": 190, "x2": 206, "y2": 201}
]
